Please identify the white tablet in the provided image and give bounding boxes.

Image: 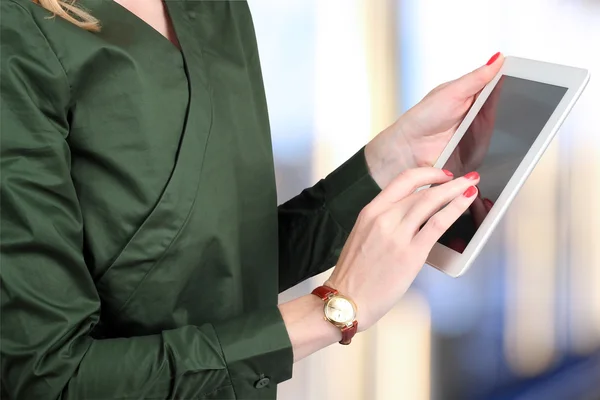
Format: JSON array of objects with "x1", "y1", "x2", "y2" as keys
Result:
[{"x1": 426, "y1": 56, "x2": 590, "y2": 278}]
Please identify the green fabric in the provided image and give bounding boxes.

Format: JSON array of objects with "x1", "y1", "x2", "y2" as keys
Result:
[{"x1": 0, "y1": 0, "x2": 381, "y2": 399}]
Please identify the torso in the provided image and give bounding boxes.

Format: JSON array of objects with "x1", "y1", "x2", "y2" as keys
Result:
[
  {"x1": 8, "y1": 0, "x2": 280, "y2": 335},
  {"x1": 2, "y1": 1, "x2": 283, "y2": 397}
]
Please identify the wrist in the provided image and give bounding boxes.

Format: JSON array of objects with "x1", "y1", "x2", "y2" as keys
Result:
[
  {"x1": 364, "y1": 119, "x2": 418, "y2": 188},
  {"x1": 313, "y1": 283, "x2": 362, "y2": 343},
  {"x1": 278, "y1": 294, "x2": 341, "y2": 363},
  {"x1": 323, "y1": 279, "x2": 369, "y2": 333}
]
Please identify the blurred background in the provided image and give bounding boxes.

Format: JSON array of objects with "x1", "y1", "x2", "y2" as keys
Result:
[{"x1": 247, "y1": 0, "x2": 600, "y2": 399}]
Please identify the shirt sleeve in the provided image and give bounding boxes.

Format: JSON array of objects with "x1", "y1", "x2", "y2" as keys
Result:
[
  {"x1": 0, "y1": 3, "x2": 292, "y2": 399},
  {"x1": 278, "y1": 148, "x2": 382, "y2": 292}
]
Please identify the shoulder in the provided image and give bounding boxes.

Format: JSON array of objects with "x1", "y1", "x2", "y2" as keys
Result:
[
  {"x1": 1, "y1": 0, "x2": 53, "y2": 22},
  {"x1": 1, "y1": 0, "x2": 71, "y2": 99},
  {"x1": 1, "y1": 0, "x2": 91, "y2": 50},
  {"x1": 2, "y1": 0, "x2": 64, "y2": 47},
  {"x1": 1, "y1": 1, "x2": 32, "y2": 29},
  {"x1": 1, "y1": 1, "x2": 55, "y2": 65},
  {"x1": 1, "y1": 0, "x2": 62, "y2": 63},
  {"x1": 1, "y1": 0, "x2": 94, "y2": 88}
]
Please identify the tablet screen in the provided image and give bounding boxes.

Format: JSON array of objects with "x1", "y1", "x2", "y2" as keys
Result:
[{"x1": 438, "y1": 75, "x2": 568, "y2": 253}]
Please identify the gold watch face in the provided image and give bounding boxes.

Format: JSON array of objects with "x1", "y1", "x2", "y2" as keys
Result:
[{"x1": 324, "y1": 296, "x2": 356, "y2": 325}]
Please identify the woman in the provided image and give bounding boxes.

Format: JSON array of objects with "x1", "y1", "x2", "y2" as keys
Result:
[{"x1": 0, "y1": 0, "x2": 503, "y2": 398}]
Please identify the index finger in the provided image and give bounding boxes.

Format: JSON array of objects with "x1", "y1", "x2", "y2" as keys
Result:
[
  {"x1": 470, "y1": 195, "x2": 488, "y2": 227},
  {"x1": 370, "y1": 167, "x2": 454, "y2": 210},
  {"x1": 454, "y1": 52, "x2": 504, "y2": 98}
]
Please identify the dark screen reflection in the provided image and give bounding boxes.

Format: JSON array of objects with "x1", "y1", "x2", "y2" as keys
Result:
[{"x1": 438, "y1": 76, "x2": 568, "y2": 253}]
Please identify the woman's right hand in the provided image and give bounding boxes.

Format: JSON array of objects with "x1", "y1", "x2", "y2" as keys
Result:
[{"x1": 324, "y1": 167, "x2": 481, "y2": 332}]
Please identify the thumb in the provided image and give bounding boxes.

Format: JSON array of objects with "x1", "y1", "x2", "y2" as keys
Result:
[{"x1": 454, "y1": 52, "x2": 504, "y2": 97}]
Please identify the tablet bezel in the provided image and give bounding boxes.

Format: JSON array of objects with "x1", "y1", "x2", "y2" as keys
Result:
[{"x1": 426, "y1": 56, "x2": 590, "y2": 278}]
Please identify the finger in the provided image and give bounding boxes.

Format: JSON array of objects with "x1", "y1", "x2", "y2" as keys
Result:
[
  {"x1": 401, "y1": 172, "x2": 481, "y2": 233},
  {"x1": 453, "y1": 52, "x2": 504, "y2": 98},
  {"x1": 370, "y1": 167, "x2": 454, "y2": 210},
  {"x1": 483, "y1": 198, "x2": 494, "y2": 212},
  {"x1": 412, "y1": 185, "x2": 479, "y2": 250},
  {"x1": 478, "y1": 73, "x2": 504, "y2": 124},
  {"x1": 469, "y1": 196, "x2": 488, "y2": 227},
  {"x1": 447, "y1": 237, "x2": 467, "y2": 253},
  {"x1": 472, "y1": 65, "x2": 506, "y2": 112}
]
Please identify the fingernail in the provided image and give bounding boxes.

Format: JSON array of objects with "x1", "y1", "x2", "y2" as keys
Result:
[
  {"x1": 486, "y1": 52, "x2": 501, "y2": 66},
  {"x1": 464, "y1": 171, "x2": 480, "y2": 180},
  {"x1": 463, "y1": 186, "x2": 477, "y2": 198},
  {"x1": 442, "y1": 169, "x2": 453, "y2": 177},
  {"x1": 483, "y1": 198, "x2": 494, "y2": 208}
]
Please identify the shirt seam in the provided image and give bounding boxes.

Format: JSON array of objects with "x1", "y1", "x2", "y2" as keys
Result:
[
  {"x1": 8, "y1": 0, "x2": 73, "y2": 100},
  {"x1": 210, "y1": 325, "x2": 240, "y2": 400},
  {"x1": 200, "y1": 383, "x2": 236, "y2": 399}
]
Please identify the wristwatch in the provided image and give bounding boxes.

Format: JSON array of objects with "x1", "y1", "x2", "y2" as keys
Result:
[{"x1": 311, "y1": 285, "x2": 358, "y2": 345}]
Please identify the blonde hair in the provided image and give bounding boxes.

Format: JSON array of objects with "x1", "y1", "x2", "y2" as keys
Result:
[{"x1": 34, "y1": 0, "x2": 100, "y2": 31}]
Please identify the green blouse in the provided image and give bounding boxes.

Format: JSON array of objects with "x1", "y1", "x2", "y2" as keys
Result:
[{"x1": 0, "y1": 0, "x2": 380, "y2": 398}]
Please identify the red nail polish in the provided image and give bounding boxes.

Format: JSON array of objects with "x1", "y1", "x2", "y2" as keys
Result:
[
  {"x1": 463, "y1": 186, "x2": 477, "y2": 198},
  {"x1": 483, "y1": 198, "x2": 494, "y2": 208},
  {"x1": 442, "y1": 169, "x2": 453, "y2": 177},
  {"x1": 464, "y1": 171, "x2": 480, "y2": 180},
  {"x1": 486, "y1": 52, "x2": 501, "y2": 66}
]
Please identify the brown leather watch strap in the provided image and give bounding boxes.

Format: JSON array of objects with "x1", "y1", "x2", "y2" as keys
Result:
[
  {"x1": 311, "y1": 285, "x2": 338, "y2": 300},
  {"x1": 340, "y1": 321, "x2": 358, "y2": 345},
  {"x1": 312, "y1": 285, "x2": 358, "y2": 345}
]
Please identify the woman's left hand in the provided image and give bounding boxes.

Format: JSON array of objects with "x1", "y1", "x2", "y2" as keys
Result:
[{"x1": 365, "y1": 52, "x2": 504, "y2": 188}]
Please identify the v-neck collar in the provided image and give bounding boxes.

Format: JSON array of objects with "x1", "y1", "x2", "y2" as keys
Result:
[{"x1": 106, "y1": 0, "x2": 183, "y2": 56}]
